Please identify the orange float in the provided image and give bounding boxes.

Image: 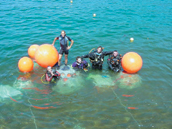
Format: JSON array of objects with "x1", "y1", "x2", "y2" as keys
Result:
[
  {"x1": 28, "y1": 44, "x2": 39, "y2": 59},
  {"x1": 18, "y1": 57, "x2": 34, "y2": 72},
  {"x1": 121, "y1": 52, "x2": 143, "y2": 74},
  {"x1": 67, "y1": 74, "x2": 71, "y2": 77},
  {"x1": 63, "y1": 78, "x2": 68, "y2": 82},
  {"x1": 35, "y1": 44, "x2": 59, "y2": 68}
]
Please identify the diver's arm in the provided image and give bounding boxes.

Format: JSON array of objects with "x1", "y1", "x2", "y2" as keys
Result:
[
  {"x1": 52, "y1": 37, "x2": 59, "y2": 46},
  {"x1": 83, "y1": 60, "x2": 88, "y2": 68},
  {"x1": 45, "y1": 73, "x2": 53, "y2": 82},
  {"x1": 103, "y1": 51, "x2": 113, "y2": 56},
  {"x1": 66, "y1": 36, "x2": 74, "y2": 50},
  {"x1": 72, "y1": 62, "x2": 77, "y2": 68},
  {"x1": 55, "y1": 71, "x2": 61, "y2": 76},
  {"x1": 109, "y1": 63, "x2": 114, "y2": 70},
  {"x1": 83, "y1": 52, "x2": 95, "y2": 58},
  {"x1": 51, "y1": 69, "x2": 60, "y2": 77},
  {"x1": 50, "y1": 71, "x2": 54, "y2": 76},
  {"x1": 67, "y1": 40, "x2": 74, "y2": 50},
  {"x1": 82, "y1": 54, "x2": 90, "y2": 58},
  {"x1": 107, "y1": 59, "x2": 114, "y2": 70},
  {"x1": 119, "y1": 54, "x2": 123, "y2": 61}
]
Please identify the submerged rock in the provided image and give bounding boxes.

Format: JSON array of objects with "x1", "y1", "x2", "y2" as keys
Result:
[
  {"x1": 87, "y1": 74, "x2": 115, "y2": 87},
  {"x1": 53, "y1": 65, "x2": 84, "y2": 94},
  {"x1": 13, "y1": 79, "x2": 33, "y2": 89},
  {"x1": 114, "y1": 72, "x2": 142, "y2": 89},
  {"x1": 0, "y1": 85, "x2": 22, "y2": 98}
]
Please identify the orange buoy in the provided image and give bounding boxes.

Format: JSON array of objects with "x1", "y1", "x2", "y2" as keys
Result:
[
  {"x1": 35, "y1": 44, "x2": 59, "y2": 68},
  {"x1": 121, "y1": 52, "x2": 143, "y2": 74},
  {"x1": 28, "y1": 44, "x2": 39, "y2": 59},
  {"x1": 18, "y1": 57, "x2": 34, "y2": 72}
]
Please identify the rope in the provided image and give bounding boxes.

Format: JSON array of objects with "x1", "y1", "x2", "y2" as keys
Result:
[
  {"x1": 111, "y1": 88, "x2": 141, "y2": 128},
  {"x1": 25, "y1": 91, "x2": 38, "y2": 129}
]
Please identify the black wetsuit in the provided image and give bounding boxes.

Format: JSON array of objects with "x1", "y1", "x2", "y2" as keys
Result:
[
  {"x1": 45, "y1": 69, "x2": 61, "y2": 82},
  {"x1": 107, "y1": 54, "x2": 122, "y2": 72},
  {"x1": 82, "y1": 50, "x2": 113, "y2": 70},
  {"x1": 56, "y1": 35, "x2": 72, "y2": 55}
]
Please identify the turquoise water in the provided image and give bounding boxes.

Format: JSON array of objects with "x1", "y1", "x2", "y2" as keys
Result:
[{"x1": 0, "y1": 0, "x2": 172, "y2": 128}]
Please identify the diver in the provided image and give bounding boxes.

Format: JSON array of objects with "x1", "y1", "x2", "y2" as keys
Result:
[
  {"x1": 45, "y1": 66, "x2": 61, "y2": 82},
  {"x1": 82, "y1": 46, "x2": 113, "y2": 70},
  {"x1": 52, "y1": 30, "x2": 74, "y2": 69},
  {"x1": 72, "y1": 56, "x2": 88, "y2": 70},
  {"x1": 107, "y1": 50, "x2": 122, "y2": 72}
]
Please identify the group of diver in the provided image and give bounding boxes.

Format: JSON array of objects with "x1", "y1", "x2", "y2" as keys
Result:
[{"x1": 45, "y1": 30, "x2": 123, "y2": 82}]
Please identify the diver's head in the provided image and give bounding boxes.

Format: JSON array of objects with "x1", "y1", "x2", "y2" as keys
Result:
[
  {"x1": 76, "y1": 56, "x2": 82, "y2": 63},
  {"x1": 61, "y1": 30, "x2": 66, "y2": 37},
  {"x1": 113, "y1": 50, "x2": 118, "y2": 57},
  {"x1": 97, "y1": 46, "x2": 103, "y2": 53},
  {"x1": 47, "y1": 66, "x2": 52, "y2": 72}
]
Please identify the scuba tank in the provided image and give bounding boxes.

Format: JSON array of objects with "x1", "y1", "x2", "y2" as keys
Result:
[{"x1": 93, "y1": 52, "x2": 104, "y2": 65}]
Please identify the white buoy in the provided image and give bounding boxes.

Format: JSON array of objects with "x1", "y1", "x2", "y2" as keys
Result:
[
  {"x1": 130, "y1": 37, "x2": 134, "y2": 42},
  {"x1": 70, "y1": 0, "x2": 73, "y2": 3},
  {"x1": 93, "y1": 13, "x2": 96, "y2": 17}
]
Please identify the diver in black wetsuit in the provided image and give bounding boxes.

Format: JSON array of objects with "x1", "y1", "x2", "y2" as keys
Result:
[
  {"x1": 82, "y1": 46, "x2": 113, "y2": 70},
  {"x1": 45, "y1": 66, "x2": 61, "y2": 82},
  {"x1": 107, "y1": 50, "x2": 122, "y2": 72}
]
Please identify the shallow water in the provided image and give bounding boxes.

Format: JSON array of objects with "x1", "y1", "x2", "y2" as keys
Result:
[{"x1": 0, "y1": 0, "x2": 172, "y2": 128}]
